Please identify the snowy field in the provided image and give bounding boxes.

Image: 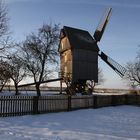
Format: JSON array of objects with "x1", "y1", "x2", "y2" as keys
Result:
[
  {"x1": 0, "y1": 91, "x2": 60, "y2": 96},
  {"x1": 0, "y1": 90, "x2": 128, "y2": 96},
  {"x1": 0, "y1": 106, "x2": 140, "y2": 140}
]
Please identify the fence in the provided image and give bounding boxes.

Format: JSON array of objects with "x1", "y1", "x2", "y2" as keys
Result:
[{"x1": 0, "y1": 94, "x2": 140, "y2": 117}]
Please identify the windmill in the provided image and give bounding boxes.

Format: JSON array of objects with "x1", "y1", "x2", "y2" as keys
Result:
[
  {"x1": 58, "y1": 8, "x2": 127, "y2": 94},
  {"x1": 18, "y1": 8, "x2": 127, "y2": 95}
]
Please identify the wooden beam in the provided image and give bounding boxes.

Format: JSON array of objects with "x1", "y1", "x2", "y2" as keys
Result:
[{"x1": 18, "y1": 78, "x2": 63, "y2": 88}]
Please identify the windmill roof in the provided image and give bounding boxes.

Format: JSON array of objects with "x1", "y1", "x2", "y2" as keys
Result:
[{"x1": 62, "y1": 26, "x2": 99, "y2": 51}]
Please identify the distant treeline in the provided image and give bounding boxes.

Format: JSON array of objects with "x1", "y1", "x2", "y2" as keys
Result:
[{"x1": 1, "y1": 85, "x2": 139, "y2": 94}]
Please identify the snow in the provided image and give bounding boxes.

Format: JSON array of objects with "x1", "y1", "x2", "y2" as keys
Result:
[
  {"x1": 0, "y1": 106, "x2": 140, "y2": 140},
  {"x1": 0, "y1": 91, "x2": 60, "y2": 96},
  {"x1": 0, "y1": 90, "x2": 128, "y2": 96}
]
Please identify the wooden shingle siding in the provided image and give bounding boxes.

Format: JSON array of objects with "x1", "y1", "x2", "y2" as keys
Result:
[
  {"x1": 72, "y1": 49, "x2": 98, "y2": 82},
  {"x1": 59, "y1": 37, "x2": 71, "y2": 53}
]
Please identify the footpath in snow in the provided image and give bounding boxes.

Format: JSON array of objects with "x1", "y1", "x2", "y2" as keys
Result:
[{"x1": 0, "y1": 106, "x2": 140, "y2": 140}]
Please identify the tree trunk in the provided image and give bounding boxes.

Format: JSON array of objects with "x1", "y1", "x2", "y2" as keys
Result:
[
  {"x1": 35, "y1": 83, "x2": 41, "y2": 96},
  {"x1": 0, "y1": 81, "x2": 7, "y2": 92},
  {"x1": 14, "y1": 82, "x2": 19, "y2": 95},
  {"x1": 87, "y1": 80, "x2": 95, "y2": 94}
]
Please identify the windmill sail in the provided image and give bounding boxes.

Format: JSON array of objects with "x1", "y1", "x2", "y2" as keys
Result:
[
  {"x1": 94, "y1": 8, "x2": 112, "y2": 42},
  {"x1": 99, "y1": 52, "x2": 127, "y2": 77}
]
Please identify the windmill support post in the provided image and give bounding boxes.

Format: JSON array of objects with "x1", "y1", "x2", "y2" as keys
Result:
[{"x1": 60, "y1": 79, "x2": 63, "y2": 94}]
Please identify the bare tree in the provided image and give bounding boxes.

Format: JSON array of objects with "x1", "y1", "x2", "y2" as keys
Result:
[
  {"x1": 0, "y1": 1, "x2": 8, "y2": 35},
  {"x1": 86, "y1": 68, "x2": 105, "y2": 93},
  {"x1": 0, "y1": 59, "x2": 11, "y2": 92},
  {"x1": 0, "y1": 0, "x2": 9, "y2": 51},
  {"x1": 7, "y1": 54, "x2": 27, "y2": 95},
  {"x1": 125, "y1": 49, "x2": 140, "y2": 88},
  {"x1": 21, "y1": 23, "x2": 60, "y2": 96},
  {"x1": 0, "y1": 0, "x2": 13, "y2": 62}
]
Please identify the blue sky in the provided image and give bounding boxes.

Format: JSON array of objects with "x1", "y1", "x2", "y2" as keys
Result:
[{"x1": 5, "y1": 0, "x2": 140, "y2": 88}]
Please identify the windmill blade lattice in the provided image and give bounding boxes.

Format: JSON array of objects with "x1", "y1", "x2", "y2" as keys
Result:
[{"x1": 99, "y1": 52, "x2": 127, "y2": 77}]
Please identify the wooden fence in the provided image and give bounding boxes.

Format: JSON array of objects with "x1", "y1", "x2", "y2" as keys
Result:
[{"x1": 0, "y1": 94, "x2": 140, "y2": 117}]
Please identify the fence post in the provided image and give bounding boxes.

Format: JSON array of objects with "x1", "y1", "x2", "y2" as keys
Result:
[
  {"x1": 0, "y1": 97, "x2": 3, "y2": 117},
  {"x1": 33, "y1": 96, "x2": 39, "y2": 114},
  {"x1": 112, "y1": 95, "x2": 116, "y2": 106},
  {"x1": 125, "y1": 94, "x2": 128, "y2": 105},
  {"x1": 68, "y1": 95, "x2": 71, "y2": 111},
  {"x1": 137, "y1": 95, "x2": 140, "y2": 106},
  {"x1": 93, "y1": 95, "x2": 97, "y2": 108},
  {"x1": 136, "y1": 94, "x2": 139, "y2": 105}
]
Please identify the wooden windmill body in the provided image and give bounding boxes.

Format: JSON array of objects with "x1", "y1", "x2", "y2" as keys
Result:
[
  {"x1": 59, "y1": 8, "x2": 126, "y2": 94},
  {"x1": 58, "y1": 26, "x2": 99, "y2": 84}
]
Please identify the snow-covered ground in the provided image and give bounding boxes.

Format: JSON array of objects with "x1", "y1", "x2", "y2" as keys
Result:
[
  {"x1": 0, "y1": 90, "x2": 128, "y2": 96},
  {"x1": 0, "y1": 106, "x2": 140, "y2": 140},
  {"x1": 0, "y1": 91, "x2": 60, "y2": 96}
]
